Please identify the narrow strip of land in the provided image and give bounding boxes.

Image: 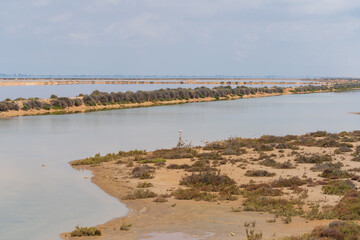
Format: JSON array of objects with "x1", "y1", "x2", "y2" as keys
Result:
[{"x1": 1, "y1": 83, "x2": 360, "y2": 118}]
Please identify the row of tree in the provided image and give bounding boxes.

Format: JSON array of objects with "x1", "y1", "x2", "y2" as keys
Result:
[{"x1": 1, "y1": 83, "x2": 359, "y2": 112}]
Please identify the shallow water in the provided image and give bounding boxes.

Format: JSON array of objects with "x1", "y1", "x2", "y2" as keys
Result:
[
  {"x1": 0, "y1": 90, "x2": 359, "y2": 240},
  {"x1": 0, "y1": 83, "x2": 308, "y2": 101}
]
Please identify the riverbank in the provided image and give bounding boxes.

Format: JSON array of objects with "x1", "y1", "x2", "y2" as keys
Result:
[{"x1": 61, "y1": 131, "x2": 360, "y2": 240}]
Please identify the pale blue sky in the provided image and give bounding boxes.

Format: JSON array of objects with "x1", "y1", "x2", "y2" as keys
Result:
[{"x1": 0, "y1": 0, "x2": 360, "y2": 77}]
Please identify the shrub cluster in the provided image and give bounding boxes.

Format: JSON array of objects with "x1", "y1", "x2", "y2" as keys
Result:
[
  {"x1": 70, "y1": 226, "x2": 101, "y2": 237},
  {"x1": 322, "y1": 180, "x2": 356, "y2": 195},
  {"x1": 3, "y1": 82, "x2": 360, "y2": 112},
  {"x1": 270, "y1": 177, "x2": 307, "y2": 188},
  {"x1": 244, "y1": 170, "x2": 276, "y2": 177},
  {"x1": 280, "y1": 221, "x2": 360, "y2": 240}
]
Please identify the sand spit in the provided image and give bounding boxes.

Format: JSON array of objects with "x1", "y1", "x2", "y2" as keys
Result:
[
  {"x1": 0, "y1": 87, "x2": 343, "y2": 119},
  {"x1": 61, "y1": 131, "x2": 360, "y2": 240}
]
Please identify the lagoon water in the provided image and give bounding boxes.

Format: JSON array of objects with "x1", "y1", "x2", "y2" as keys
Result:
[{"x1": 0, "y1": 90, "x2": 359, "y2": 240}]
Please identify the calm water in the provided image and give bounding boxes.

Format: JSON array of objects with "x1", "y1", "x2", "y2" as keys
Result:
[
  {"x1": 1, "y1": 90, "x2": 359, "y2": 240},
  {"x1": 0, "y1": 83, "x2": 308, "y2": 101}
]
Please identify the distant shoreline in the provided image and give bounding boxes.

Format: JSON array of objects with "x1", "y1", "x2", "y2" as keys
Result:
[{"x1": 0, "y1": 78, "x2": 325, "y2": 87}]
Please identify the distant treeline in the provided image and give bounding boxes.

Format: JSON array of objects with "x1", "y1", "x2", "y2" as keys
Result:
[{"x1": 0, "y1": 83, "x2": 359, "y2": 112}]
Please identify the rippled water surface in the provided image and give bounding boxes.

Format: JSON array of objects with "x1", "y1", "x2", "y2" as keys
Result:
[{"x1": 0, "y1": 90, "x2": 359, "y2": 240}]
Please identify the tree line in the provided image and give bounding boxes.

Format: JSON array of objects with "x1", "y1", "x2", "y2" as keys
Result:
[{"x1": 0, "y1": 83, "x2": 359, "y2": 112}]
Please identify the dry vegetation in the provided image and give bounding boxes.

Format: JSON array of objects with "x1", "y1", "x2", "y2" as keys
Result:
[{"x1": 67, "y1": 130, "x2": 360, "y2": 239}]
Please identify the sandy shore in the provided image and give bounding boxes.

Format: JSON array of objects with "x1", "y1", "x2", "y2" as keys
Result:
[{"x1": 60, "y1": 132, "x2": 360, "y2": 240}]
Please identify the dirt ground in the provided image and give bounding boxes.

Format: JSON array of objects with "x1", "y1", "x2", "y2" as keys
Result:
[{"x1": 61, "y1": 132, "x2": 360, "y2": 240}]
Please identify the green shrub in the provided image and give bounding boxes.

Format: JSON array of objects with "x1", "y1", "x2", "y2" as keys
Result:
[
  {"x1": 310, "y1": 162, "x2": 343, "y2": 172},
  {"x1": 260, "y1": 158, "x2": 294, "y2": 169},
  {"x1": 136, "y1": 182, "x2": 153, "y2": 188},
  {"x1": 120, "y1": 222, "x2": 132, "y2": 231},
  {"x1": 271, "y1": 177, "x2": 307, "y2": 188},
  {"x1": 131, "y1": 165, "x2": 155, "y2": 179},
  {"x1": 167, "y1": 163, "x2": 191, "y2": 169},
  {"x1": 320, "y1": 168, "x2": 353, "y2": 179},
  {"x1": 140, "y1": 158, "x2": 166, "y2": 164},
  {"x1": 172, "y1": 188, "x2": 216, "y2": 201},
  {"x1": 70, "y1": 226, "x2": 101, "y2": 237},
  {"x1": 322, "y1": 180, "x2": 355, "y2": 195},
  {"x1": 150, "y1": 147, "x2": 197, "y2": 159},
  {"x1": 179, "y1": 171, "x2": 239, "y2": 194},
  {"x1": 332, "y1": 190, "x2": 360, "y2": 220},
  {"x1": 245, "y1": 170, "x2": 276, "y2": 177},
  {"x1": 71, "y1": 153, "x2": 118, "y2": 166},
  {"x1": 124, "y1": 189, "x2": 157, "y2": 200},
  {"x1": 295, "y1": 154, "x2": 332, "y2": 164},
  {"x1": 280, "y1": 221, "x2": 360, "y2": 240},
  {"x1": 243, "y1": 196, "x2": 303, "y2": 217},
  {"x1": 242, "y1": 183, "x2": 283, "y2": 197}
]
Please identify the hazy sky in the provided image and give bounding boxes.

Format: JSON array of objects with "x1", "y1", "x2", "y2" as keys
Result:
[{"x1": 0, "y1": 0, "x2": 360, "y2": 76}]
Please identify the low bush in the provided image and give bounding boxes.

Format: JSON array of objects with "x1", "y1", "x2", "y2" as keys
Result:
[
  {"x1": 260, "y1": 158, "x2": 294, "y2": 169},
  {"x1": 310, "y1": 162, "x2": 343, "y2": 172},
  {"x1": 322, "y1": 180, "x2": 356, "y2": 195},
  {"x1": 136, "y1": 182, "x2": 153, "y2": 188},
  {"x1": 280, "y1": 221, "x2": 360, "y2": 240},
  {"x1": 124, "y1": 189, "x2": 157, "y2": 200},
  {"x1": 295, "y1": 154, "x2": 332, "y2": 164},
  {"x1": 320, "y1": 168, "x2": 353, "y2": 179},
  {"x1": 120, "y1": 222, "x2": 132, "y2": 231},
  {"x1": 0, "y1": 101, "x2": 20, "y2": 112},
  {"x1": 253, "y1": 144, "x2": 274, "y2": 152},
  {"x1": 70, "y1": 226, "x2": 101, "y2": 237},
  {"x1": 180, "y1": 171, "x2": 239, "y2": 194},
  {"x1": 332, "y1": 190, "x2": 360, "y2": 220},
  {"x1": 245, "y1": 170, "x2": 276, "y2": 177},
  {"x1": 153, "y1": 196, "x2": 168, "y2": 203},
  {"x1": 71, "y1": 153, "x2": 117, "y2": 166},
  {"x1": 167, "y1": 163, "x2": 191, "y2": 169},
  {"x1": 140, "y1": 158, "x2": 166, "y2": 164},
  {"x1": 243, "y1": 196, "x2": 303, "y2": 217},
  {"x1": 186, "y1": 160, "x2": 217, "y2": 172},
  {"x1": 132, "y1": 165, "x2": 155, "y2": 179},
  {"x1": 197, "y1": 152, "x2": 223, "y2": 160},
  {"x1": 150, "y1": 147, "x2": 197, "y2": 159},
  {"x1": 241, "y1": 183, "x2": 283, "y2": 197},
  {"x1": 271, "y1": 177, "x2": 307, "y2": 188},
  {"x1": 172, "y1": 188, "x2": 216, "y2": 201}
]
